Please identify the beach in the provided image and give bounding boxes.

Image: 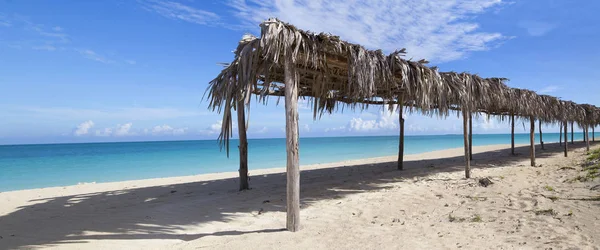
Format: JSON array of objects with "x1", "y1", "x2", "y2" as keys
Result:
[{"x1": 1, "y1": 142, "x2": 599, "y2": 249}]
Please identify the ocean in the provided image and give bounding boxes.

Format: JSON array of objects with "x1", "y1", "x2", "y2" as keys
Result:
[{"x1": 0, "y1": 133, "x2": 588, "y2": 192}]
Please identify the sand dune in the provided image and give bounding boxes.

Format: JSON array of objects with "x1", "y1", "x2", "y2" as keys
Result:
[{"x1": 1, "y1": 142, "x2": 599, "y2": 249}]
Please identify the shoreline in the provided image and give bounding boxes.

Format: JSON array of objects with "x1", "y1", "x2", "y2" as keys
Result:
[
  {"x1": 0, "y1": 143, "x2": 527, "y2": 195},
  {"x1": 1, "y1": 141, "x2": 598, "y2": 249}
]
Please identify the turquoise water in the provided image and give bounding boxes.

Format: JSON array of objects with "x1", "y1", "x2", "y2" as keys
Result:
[{"x1": 0, "y1": 133, "x2": 588, "y2": 192}]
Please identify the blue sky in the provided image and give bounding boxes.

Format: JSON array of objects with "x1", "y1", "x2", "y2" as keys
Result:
[{"x1": 1, "y1": 0, "x2": 599, "y2": 145}]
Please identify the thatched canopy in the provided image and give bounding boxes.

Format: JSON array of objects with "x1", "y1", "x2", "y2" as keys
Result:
[{"x1": 206, "y1": 18, "x2": 600, "y2": 152}]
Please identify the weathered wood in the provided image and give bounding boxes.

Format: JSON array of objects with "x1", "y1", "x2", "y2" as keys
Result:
[
  {"x1": 511, "y1": 114, "x2": 515, "y2": 155},
  {"x1": 559, "y1": 122, "x2": 562, "y2": 146},
  {"x1": 593, "y1": 126, "x2": 596, "y2": 142},
  {"x1": 469, "y1": 113, "x2": 473, "y2": 160},
  {"x1": 539, "y1": 120, "x2": 544, "y2": 150},
  {"x1": 586, "y1": 125, "x2": 590, "y2": 152},
  {"x1": 564, "y1": 122, "x2": 568, "y2": 157},
  {"x1": 571, "y1": 122, "x2": 574, "y2": 144},
  {"x1": 237, "y1": 100, "x2": 249, "y2": 191},
  {"x1": 530, "y1": 117, "x2": 536, "y2": 167},
  {"x1": 463, "y1": 111, "x2": 471, "y2": 178},
  {"x1": 398, "y1": 96, "x2": 405, "y2": 170},
  {"x1": 284, "y1": 56, "x2": 300, "y2": 232}
]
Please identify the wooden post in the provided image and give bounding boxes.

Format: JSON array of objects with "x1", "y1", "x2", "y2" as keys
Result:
[
  {"x1": 559, "y1": 122, "x2": 562, "y2": 146},
  {"x1": 511, "y1": 114, "x2": 515, "y2": 155},
  {"x1": 284, "y1": 56, "x2": 300, "y2": 232},
  {"x1": 571, "y1": 122, "x2": 574, "y2": 144},
  {"x1": 564, "y1": 122, "x2": 568, "y2": 157},
  {"x1": 593, "y1": 126, "x2": 596, "y2": 142},
  {"x1": 530, "y1": 116, "x2": 536, "y2": 167},
  {"x1": 237, "y1": 100, "x2": 249, "y2": 191},
  {"x1": 586, "y1": 125, "x2": 590, "y2": 152},
  {"x1": 539, "y1": 120, "x2": 544, "y2": 150},
  {"x1": 397, "y1": 97, "x2": 404, "y2": 170},
  {"x1": 462, "y1": 111, "x2": 471, "y2": 179},
  {"x1": 469, "y1": 113, "x2": 473, "y2": 160}
]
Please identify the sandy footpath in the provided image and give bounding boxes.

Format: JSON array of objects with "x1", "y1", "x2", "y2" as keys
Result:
[{"x1": 0, "y1": 142, "x2": 599, "y2": 249}]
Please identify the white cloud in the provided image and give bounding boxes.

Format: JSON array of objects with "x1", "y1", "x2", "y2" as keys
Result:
[
  {"x1": 324, "y1": 126, "x2": 346, "y2": 133},
  {"x1": 125, "y1": 59, "x2": 137, "y2": 65},
  {"x1": 17, "y1": 106, "x2": 203, "y2": 121},
  {"x1": 200, "y1": 120, "x2": 223, "y2": 135},
  {"x1": 302, "y1": 124, "x2": 310, "y2": 132},
  {"x1": 149, "y1": 124, "x2": 188, "y2": 135},
  {"x1": 73, "y1": 120, "x2": 94, "y2": 136},
  {"x1": 114, "y1": 123, "x2": 133, "y2": 136},
  {"x1": 348, "y1": 106, "x2": 399, "y2": 132},
  {"x1": 94, "y1": 123, "x2": 135, "y2": 137},
  {"x1": 518, "y1": 21, "x2": 556, "y2": 37},
  {"x1": 229, "y1": 0, "x2": 507, "y2": 62},
  {"x1": 256, "y1": 126, "x2": 268, "y2": 134},
  {"x1": 538, "y1": 85, "x2": 560, "y2": 94},
  {"x1": 75, "y1": 49, "x2": 114, "y2": 64},
  {"x1": 32, "y1": 45, "x2": 57, "y2": 51},
  {"x1": 407, "y1": 123, "x2": 426, "y2": 132},
  {"x1": 95, "y1": 128, "x2": 113, "y2": 137},
  {"x1": 141, "y1": 0, "x2": 220, "y2": 25}
]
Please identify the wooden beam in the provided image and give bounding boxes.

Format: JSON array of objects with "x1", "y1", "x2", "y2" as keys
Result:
[
  {"x1": 237, "y1": 100, "x2": 249, "y2": 191},
  {"x1": 284, "y1": 56, "x2": 300, "y2": 232},
  {"x1": 539, "y1": 120, "x2": 544, "y2": 150},
  {"x1": 511, "y1": 114, "x2": 515, "y2": 155},
  {"x1": 559, "y1": 121, "x2": 562, "y2": 146},
  {"x1": 586, "y1": 125, "x2": 590, "y2": 152},
  {"x1": 530, "y1": 116, "x2": 536, "y2": 167},
  {"x1": 398, "y1": 96, "x2": 404, "y2": 170},
  {"x1": 564, "y1": 122, "x2": 568, "y2": 157},
  {"x1": 469, "y1": 113, "x2": 473, "y2": 160},
  {"x1": 593, "y1": 126, "x2": 596, "y2": 142},
  {"x1": 463, "y1": 111, "x2": 471, "y2": 178},
  {"x1": 571, "y1": 122, "x2": 574, "y2": 144}
]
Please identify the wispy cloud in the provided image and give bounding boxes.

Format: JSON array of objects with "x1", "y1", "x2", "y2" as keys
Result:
[
  {"x1": 538, "y1": 85, "x2": 561, "y2": 93},
  {"x1": 75, "y1": 49, "x2": 115, "y2": 64},
  {"x1": 32, "y1": 45, "x2": 57, "y2": 51},
  {"x1": 2, "y1": 14, "x2": 136, "y2": 65},
  {"x1": 95, "y1": 123, "x2": 135, "y2": 137},
  {"x1": 518, "y1": 21, "x2": 556, "y2": 37},
  {"x1": 140, "y1": 0, "x2": 220, "y2": 25},
  {"x1": 0, "y1": 14, "x2": 10, "y2": 27},
  {"x1": 229, "y1": 0, "x2": 509, "y2": 62},
  {"x1": 15, "y1": 106, "x2": 204, "y2": 121}
]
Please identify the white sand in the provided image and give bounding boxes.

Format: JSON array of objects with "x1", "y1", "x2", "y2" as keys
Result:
[{"x1": 1, "y1": 142, "x2": 599, "y2": 249}]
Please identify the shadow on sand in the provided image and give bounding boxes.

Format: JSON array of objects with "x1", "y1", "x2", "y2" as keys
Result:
[{"x1": 0, "y1": 141, "x2": 595, "y2": 248}]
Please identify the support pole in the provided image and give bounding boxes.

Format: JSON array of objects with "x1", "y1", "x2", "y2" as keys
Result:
[
  {"x1": 469, "y1": 113, "x2": 473, "y2": 160},
  {"x1": 237, "y1": 100, "x2": 249, "y2": 191},
  {"x1": 284, "y1": 56, "x2": 300, "y2": 232},
  {"x1": 397, "y1": 96, "x2": 404, "y2": 170},
  {"x1": 539, "y1": 120, "x2": 544, "y2": 150},
  {"x1": 571, "y1": 122, "x2": 574, "y2": 144},
  {"x1": 586, "y1": 125, "x2": 590, "y2": 152},
  {"x1": 564, "y1": 122, "x2": 568, "y2": 157},
  {"x1": 530, "y1": 116, "x2": 536, "y2": 167},
  {"x1": 511, "y1": 114, "x2": 515, "y2": 155},
  {"x1": 593, "y1": 126, "x2": 596, "y2": 142},
  {"x1": 462, "y1": 111, "x2": 471, "y2": 179},
  {"x1": 559, "y1": 122, "x2": 562, "y2": 146}
]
